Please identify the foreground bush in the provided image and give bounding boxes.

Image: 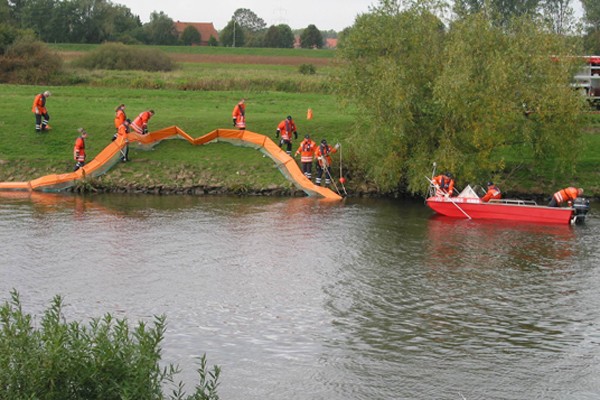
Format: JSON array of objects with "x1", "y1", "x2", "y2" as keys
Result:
[
  {"x1": 0, "y1": 290, "x2": 220, "y2": 400},
  {"x1": 73, "y1": 42, "x2": 176, "y2": 72}
]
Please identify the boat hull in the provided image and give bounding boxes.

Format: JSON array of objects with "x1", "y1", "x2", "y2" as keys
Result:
[{"x1": 426, "y1": 196, "x2": 574, "y2": 224}]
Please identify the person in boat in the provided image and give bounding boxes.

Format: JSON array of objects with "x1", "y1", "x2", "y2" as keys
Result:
[
  {"x1": 73, "y1": 128, "x2": 88, "y2": 171},
  {"x1": 232, "y1": 99, "x2": 246, "y2": 130},
  {"x1": 432, "y1": 172, "x2": 455, "y2": 197},
  {"x1": 295, "y1": 134, "x2": 317, "y2": 180},
  {"x1": 548, "y1": 187, "x2": 583, "y2": 207},
  {"x1": 481, "y1": 181, "x2": 502, "y2": 202}
]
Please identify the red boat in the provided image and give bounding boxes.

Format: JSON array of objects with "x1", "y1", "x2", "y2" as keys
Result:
[{"x1": 425, "y1": 186, "x2": 590, "y2": 225}]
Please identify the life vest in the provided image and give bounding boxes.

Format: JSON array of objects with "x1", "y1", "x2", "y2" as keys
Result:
[
  {"x1": 117, "y1": 122, "x2": 130, "y2": 138},
  {"x1": 32, "y1": 94, "x2": 47, "y2": 114},
  {"x1": 277, "y1": 119, "x2": 296, "y2": 141},
  {"x1": 315, "y1": 144, "x2": 336, "y2": 167},
  {"x1": 553, "y1": 187, "x2": 579, "y2": 204},
  {"x1": 114, "y1": 107, "x2": 126, "y2": 129},
  {"x1": 482, "y1": 185, "x2": 501, "y2": 202},
  {"x1": 74, "y1": 136, "x2": 86, "y2": 162},
  {"x1": 432, "y1": 175, "x2": 455, "y2": 196},
  {"x1": 131, "y1": 111, "x2": 152, "y2": 134},
  {"x1": 296, "y1": 139, "x2": 316, "y2": 163}
]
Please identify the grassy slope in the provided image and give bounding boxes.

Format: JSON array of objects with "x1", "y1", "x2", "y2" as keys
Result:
[
  {"x1": 1, "y1": 44, "x2": 599, "y2": 197},
  {"x1": 0, "y1": 84, "x2": 353, "y2": 191}
]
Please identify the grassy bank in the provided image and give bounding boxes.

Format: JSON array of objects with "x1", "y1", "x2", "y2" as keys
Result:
[
  {"x1": 0, "y1": 84, "x2": 354, "y2": 193},
  {"x1": 1, "y1": 44, "x2": 600, "y2": 198}
]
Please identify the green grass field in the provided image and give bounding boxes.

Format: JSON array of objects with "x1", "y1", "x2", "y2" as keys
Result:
[
  {"x1": 0, "y1": 84, "x2": 354, "y2": 192},
  {"x1": 1, "y1": 44, "x2": 600, "y2": 197}
]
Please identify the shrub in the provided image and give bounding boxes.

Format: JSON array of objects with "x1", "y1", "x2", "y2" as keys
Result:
[
  {"x1": 72, "y1": 42, "x2": 176, "y2": 72},
  {"x1": 298, "y1": 63, "x2": 316, "y2": 75},
  {"x1": 0, "y1": 36, "x2": 63, "y2": 84},
  {"x1": 0, "y1": 290, "x2": 220, "y2": 400}
]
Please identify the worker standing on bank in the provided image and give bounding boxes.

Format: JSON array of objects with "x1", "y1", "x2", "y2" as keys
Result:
[
  {"x1": 32, "y1": 91, "x2": 51, "y2": 133},
  {"x1": 112, "y1": 104, "x2": 127, "y2": 141},
  {"x1": 131, "y1": 109, "x2": 155, "y2": 135},
  {"x1": 295, "y1": 134, "x2": 317, "y2": 180},
  {"x1": 315, "y1": 139, "x2": 339, "y2": 186},
  {"x1": 232, "y1": 99, "x2": 246, "y2": 130},
  {"x1": 117, "y1": 119, "x2": 131, "y2": 162},
  {"x1": 73, "y1": 128, "x2": 88, "y2": 171},
  {"x1": 276, "y1": 115, "x2": 298, "y2": 155}
]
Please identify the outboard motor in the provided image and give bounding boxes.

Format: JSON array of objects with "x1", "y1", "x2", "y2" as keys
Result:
[{"x1": 571, "y1": 197, "x2": 590, "y2": 224}]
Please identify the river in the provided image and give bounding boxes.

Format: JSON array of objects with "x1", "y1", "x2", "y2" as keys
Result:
[{"x1": 1, "y1": 192, "x2": 599, "y2": 400}]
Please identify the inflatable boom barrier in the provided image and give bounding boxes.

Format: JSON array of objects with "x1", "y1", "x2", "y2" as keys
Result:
[{"x1": 0, "y1": 127, "x2": 343, "y2": 200}]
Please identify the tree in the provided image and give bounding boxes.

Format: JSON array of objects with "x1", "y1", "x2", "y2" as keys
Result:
[
  {"x1": 539, "y1": 0, "x2": 577, "y2": 34},
  {"x1": 300, "y1": 24, "x2": 323, "y2": 48},
  {"x1": 453, "y1": 0, "x2": 540, "y2": 26},
  {"x1": 263, "y1": 24, "x2": 294, "y2": 48},
  {"x1": 180, "y1": 25, "x2": 201, "y2": 45},
  {"x1": 337, "y1": 0, "x2": 584, "y2": 194},
  {"x1": 582, "y1": 0, "x2": 600, "y2": 53},
  {"x1": 207, "y1": 35, "x2": 218, "y2": 46},
  {"x1": 143, "y1": 11, "x2": 178, "y2": 45},
  {"x1": 220, "y1": 18, "x2": 245, "y2": 47},
  {"x1": 232, "y1": 8, "x2": 266, "y2": 32}
]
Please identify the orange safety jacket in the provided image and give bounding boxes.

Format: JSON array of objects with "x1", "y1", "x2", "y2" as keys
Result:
[
  {"x1": 315, "y1": 143, "x2": 337, "y2": 167},
  {"x1": 117, "y1": 122, "x2": 130, "y2": 139},
  {"x1": 32, "y1": 93, "x2": 47, "y2": 114},
  {"x1": 552, "y1": 187, "x2": 579, "y2": 205},
  {"x1": 114, "y1": 107, "x2": 126, "y2": 129},
  {"x1": 295, "y1": 139, "x2": 317, "y2": 163},
  {"x1": 232, "y1": 102, "x2": 245, "y2": 119},
  {"x1": 131, "y1": 111, "x2": 153, "y2": 134},
  {"x1": 432, "y1": 175, "x2": 455, "y2": 196},
  {"x1": 277, "y1": 119, "x2": 297, "y2": 141},
  {"x1": 73, "y1": 136, "x2": 86, "y2": 162},
  {"x1": 481, "y1": 185, "x2": 502, "y2": 202}
]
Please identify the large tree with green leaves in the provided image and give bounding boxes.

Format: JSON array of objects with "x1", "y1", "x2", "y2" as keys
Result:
[
  {"x1": 263, "y1": 24, "x2": 294, "y2": 48},
  {"x1": 337, "y1": 0, "x2": 585, "y2": 194},
  {"x1": 220, "y1": 18, "x2": 245, "y2": 47},
  {"x1": 300, "y1": 24, "x2": 323, "y2": 48},
  {"x1": 582, "y1": 0, "x2": 600, "y2": 53},
  {"x1": 142, "y1": 11, "x2": 178, "y2": 45}
]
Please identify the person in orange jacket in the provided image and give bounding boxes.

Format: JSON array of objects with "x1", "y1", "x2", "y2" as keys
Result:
[
  {"x1": 73, "y1": 128, "x2": 88, "y2": 171},
  {"x1": 295, "y1": 134, "x2": 317, "y2": 179},
  {"x1": 481, "y1": 181, "x2": 502, "y2": 202},
  {"x1": 548, "y1": 187, "x2": 583, "y2": 207},
  {"x1": 232, "y1": 99, "x2": 246, "y2": 130},
  {"x1": 32, "y1": 91, "x2": 51, "y2": 133},
  {"x1": 116, "y1": 119, "x2": 131, "y2": 162},
  {"x1": 315, "y1": 139, "x2": 339, "y2": 186},
  {"x1": 431, "y1": 172, "x2": 455, "y2": 196},
  {"x1": 112, "y1": 104, "x2": 127, "y2": 141},
  {"x1": 276, "y1": 115, "x2": 298, "y2": 155},
  {"x1": 131, "y1": 109, "x2": 155, "y2": 135}
]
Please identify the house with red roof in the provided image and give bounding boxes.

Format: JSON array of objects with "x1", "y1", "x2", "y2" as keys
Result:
[{"x1": 174, "y1": 21, "x2": 219, "y2": 45}]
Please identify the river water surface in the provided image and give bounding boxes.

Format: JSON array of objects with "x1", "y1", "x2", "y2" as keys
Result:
[{"x1": 1, "y1": 192, "x2": 599, "y2": 400}]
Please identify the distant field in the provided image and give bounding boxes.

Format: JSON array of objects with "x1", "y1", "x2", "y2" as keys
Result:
[{"x1": 50, "y1": 43, "x2": 336, "y2": 66}]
